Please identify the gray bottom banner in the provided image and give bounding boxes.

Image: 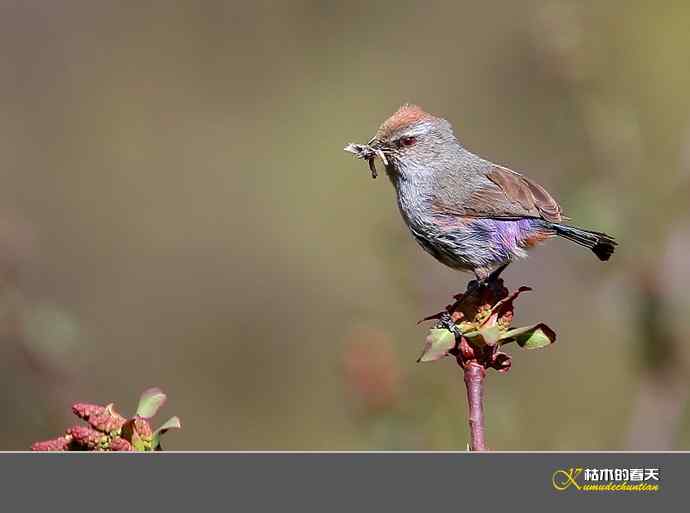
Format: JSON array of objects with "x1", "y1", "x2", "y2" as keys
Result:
[{"x1": 1, "y1": 452, "x2": 683, "y2": 511}]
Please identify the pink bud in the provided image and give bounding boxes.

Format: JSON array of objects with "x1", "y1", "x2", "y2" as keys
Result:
[
  {"x1": 109, "y1": 437, "x2": 134, "y2": 451},
  {"x1": 67, "y1": 425, "x2": 107, "y2": 450},
  {"x1": 72, "y1": 403, "x2": 105, "y2": 420},
  {"x1": 31, "y1": 436, "x2": 72, "y2": 451},
  {"x1": 133, "y1": 417, "x2": 153, "y2": 440}
]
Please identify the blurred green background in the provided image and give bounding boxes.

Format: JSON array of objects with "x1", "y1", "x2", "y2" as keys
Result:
[{"x1": 1, "y1": 1, "x2": 690, "y2": 450}]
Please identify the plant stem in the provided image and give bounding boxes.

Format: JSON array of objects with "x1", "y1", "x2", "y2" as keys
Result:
[{"x1": 463, "y1": 361, "x2": 487, "y2": 451}]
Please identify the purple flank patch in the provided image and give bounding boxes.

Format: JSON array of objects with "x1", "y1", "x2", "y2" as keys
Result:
[{"x1": 475, "y1": 218, "x2": 545, "y2": 259}]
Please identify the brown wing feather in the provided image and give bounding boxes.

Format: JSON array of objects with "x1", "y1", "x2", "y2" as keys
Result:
[
  {"x1": 432, "y1": 165, "x2": 563, "y2": 222},
  {"x1": 484, "y1": 165, "x2": 562, "y2": 221}
]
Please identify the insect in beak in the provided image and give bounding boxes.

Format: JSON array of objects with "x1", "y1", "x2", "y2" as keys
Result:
[
  {"x1": 344, "y1": 141, "x2": 388, "y2": 179},
  {"x1": 368, "y1": 158, "x2": 378, "y2": 179},
  {"x1": 367, "y1": 137, "x2": 389, "y2": 167}
]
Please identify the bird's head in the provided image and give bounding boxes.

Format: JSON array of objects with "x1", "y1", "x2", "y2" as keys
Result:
[{"x1": 345, "y1": 104, "x2": 459, "y2": 180}]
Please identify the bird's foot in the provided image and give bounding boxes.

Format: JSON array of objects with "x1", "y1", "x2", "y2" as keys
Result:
[{"x1": 473, "y1": 263, "x2": 510, "y2": 289}]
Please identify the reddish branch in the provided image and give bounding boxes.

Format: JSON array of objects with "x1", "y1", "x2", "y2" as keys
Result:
[{"x1": 463, "y1": 362, "x2": 487, "y2": 451}]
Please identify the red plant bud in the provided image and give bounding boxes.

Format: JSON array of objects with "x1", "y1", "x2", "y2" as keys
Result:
[
  {"x1": 33, "y1": 388, "x2": 180, "y2": 451},
  {"x1": 491, "y1": 352, "x2": 512, "y2": 373},
  {"x1": 88, "y1": 406, "x2": 126, "y2": 433},
  {"x1": 72, "y1": 403, "x2": 126, "y2": 433},
  {"x1": 133, "y1": 417, "x2": 153, "y2": 440},
  {"x1": 31, "y1": 436, "x2": 72, "y2": 451},
  {"x1": 67, "y1": 425, "x2": 107, "y2": 450},
  {"x1": 459, "y1": 337, "x2": 475, "y2": 360},
  {"x1": 72, "y1": 403, "x2": 105, "y2": 420},
  {"x1": 109, "y1": 437, "x2": 134, "y2": 451}
]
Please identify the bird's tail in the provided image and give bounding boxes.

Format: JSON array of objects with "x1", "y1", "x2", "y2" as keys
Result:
[{"x1": 550, "y1": 223, "x2": 617, "y2": 261}]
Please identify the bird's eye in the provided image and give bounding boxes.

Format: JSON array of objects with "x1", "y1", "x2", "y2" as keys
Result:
[{"x1": 399, "y1": 136, "x2": 417, "y2": 147}]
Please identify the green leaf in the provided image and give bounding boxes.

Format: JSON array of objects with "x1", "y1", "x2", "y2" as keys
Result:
[
  {"x1": 457, "y1": 321, "x2": 475, "y2": 333},
  {"x1": 479, "y1": 325, "x2": 502, "y2": 346},
  {"x1": 156, "y1": 416, "x2": 182, "y2": 433},
  {"x1": 462, "y1": 325, "x2": 501, "y2": 346},
  {"x1": 499, "y1": 323, "x2": 556, "y2": 349},
  {"x1": 136, "y1": 387, "x2": 167, "y2": 419},
  {"x1": 152, "y1": 416, "x2": 182, "y2": 450},
  {"x1": 417, "y1": 329, "x2": 456, "y2": 363},
  {"x1": 130, "y1": 430, "x2": 148, "y2": 452},
  {"x1": 462, "y1": 330, "x2": 480, "y2": 341}
]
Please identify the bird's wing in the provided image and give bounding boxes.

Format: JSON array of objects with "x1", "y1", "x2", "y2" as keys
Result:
[{"x1": 432, "y1": 164, "x2": 563, "y2": 222}]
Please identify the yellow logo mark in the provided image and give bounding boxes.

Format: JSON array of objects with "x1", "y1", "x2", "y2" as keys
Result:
[{"x1": 552, "y1": 468, "x2": 583, "y2": 491}]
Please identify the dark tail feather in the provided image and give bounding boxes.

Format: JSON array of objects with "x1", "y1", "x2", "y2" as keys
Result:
[{"x1": 550, "y1": 223, "x2": 617, "y2": 261}]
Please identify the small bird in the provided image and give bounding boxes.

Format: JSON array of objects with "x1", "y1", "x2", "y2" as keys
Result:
[{"x1": 345, "y1": 104, "x2": 616, "y2": 281}]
